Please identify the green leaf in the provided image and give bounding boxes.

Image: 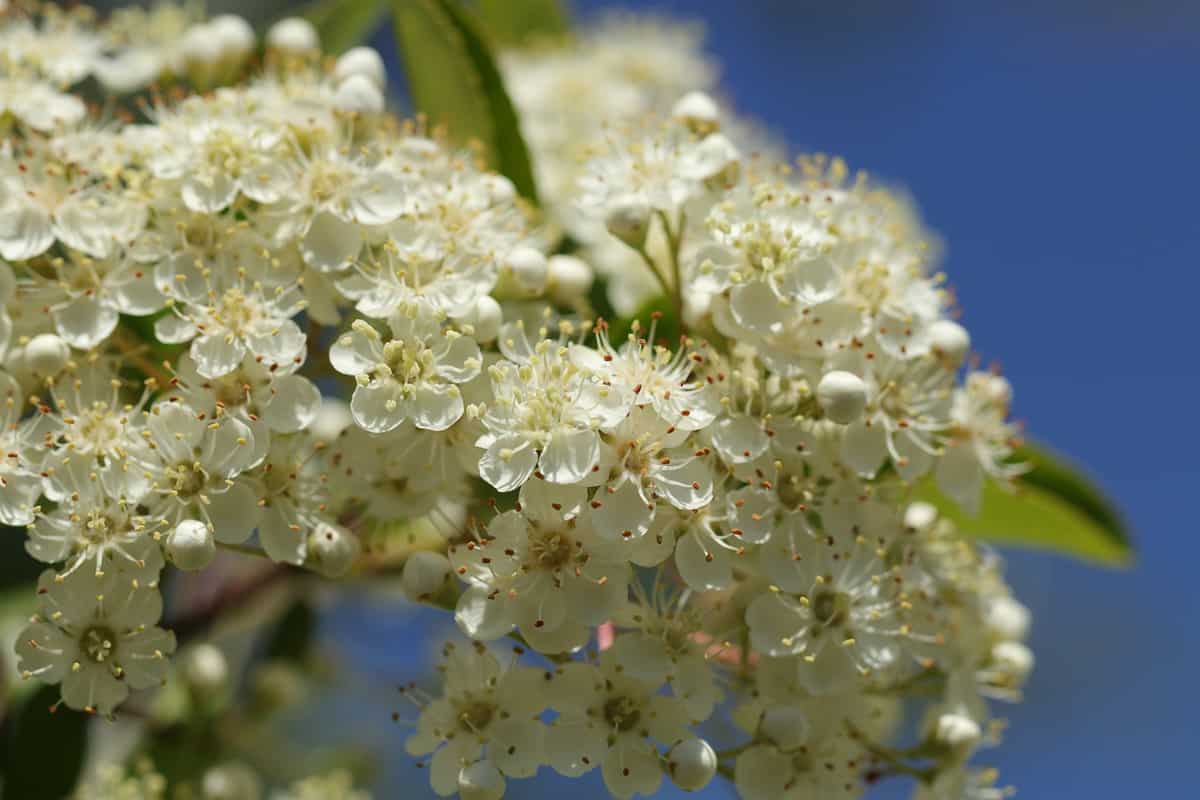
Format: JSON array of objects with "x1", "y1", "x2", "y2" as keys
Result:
[
  {"x1": 304, "y1": 0, "x2": 387, "y2": 54},
  {"x1": 915, "y1": 442, "x2": 1133, "y2": 567},
  {"x1": 475, "y1": 0, "x2": 569, "y2": 45},
  {"x1": 609, "y1": 294, "x2": 682, "y2": 348},
  {"x1": 393, "y1": 0, "x2": 539, "y2": 203},
  {"x1": 1, "y1": 685, "x2": 89, "y2": 799}
]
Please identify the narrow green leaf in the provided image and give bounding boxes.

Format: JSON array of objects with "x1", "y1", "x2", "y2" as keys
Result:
[
  {"x1": 304, "y1": 0, "x2": 386, "y2": 54},
  {"x1": 393, "y1": 0, "x2": 540, "y2": 203},
  {"x1": 2, "y1": 685, "x2": 89, "y2": 798},
  {"x1": 476, "y1": 0, "x2": 569, "y2": 45},
  {"x1": 915, "y1": 442, "x2": 1133, "y2": 567}
]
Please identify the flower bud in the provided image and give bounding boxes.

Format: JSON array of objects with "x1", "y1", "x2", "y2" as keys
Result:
[
  {"x1": 167, "y1": 519, "x2": 215, "y2": 571},
  {"x1": 266, "y1": 18, "x2": 320, "y2": 54},
  {"x1": 334, "y1": 74, "x2": 385, "y2": 113},
  {"x1": 984, "y1": 595, "x2": 1031, "y2": 642},
  {"x1": 458, "y1": 761, "x2": 505, "y2": 800},
  {"x1": 929, "y1": 320, "x2": 970, "y2": 368},
  {"x1": 816, "y1": 370, "x2": 868, "y2": 424},
  {"x1": 934, "y1": 712, "x2": 982, "y2": 750},
  {"x1": 605, "y1": 196, "x2": 652, "y2": 249},
  {"x1": 760, "y1": 705, "x2": 810, "y2": 750},
  {"x1": 667, "y1": 737, "x2": 718, "y2": 792},
  {"x1": 210, "y1": 15, "x2": 256, "y2": 59},
  {"x1": 24, "y1": 333, "x2": 69, "y2": 375},
  {"x1": 547, "y1": 255, "x2": 594, "y2": 303},
  {"x1": 334, "y1": 46, "x2": 387, "y2": 90},
  {"x1": 306, "y1": 522, "x2": 360, "y2": 578},
  {"x1": 402, "y1": 550, "x2": 452, "y2": 602},
  {"x1": 202, "y1": 762, "x2": 262, "y2": 800},
  {"x1": 505, "y1": 246, "x2": 548, "y2": 294},
  {"x1": 181, "y1": 643, "x2": 229, "y2": 697},
  {"x1": 903, "y1": 501, "x2": 938, "y2": 534},
  {"x1": 180, "y1": 23, "x2": 223, "y2": 67},
  {"x1": 672, "y1": 91, "x2": 721, "y2": 134}
]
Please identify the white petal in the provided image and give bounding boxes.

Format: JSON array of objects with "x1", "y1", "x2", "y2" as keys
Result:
[
  {"x1": 301, "y1": 211, "x2": 362, "y2": 272},
  {"x1": 53, "y1": 296, "x2": 118, "y2": 349},
  {"x1": 350, "y1": 381, "x2": 405, "y2": 433},
  {"x1": 191, "y1": 334, "x2": 247, "y2": 379},
  {"x1": 538, "y1": 428, "x2": 600, "y2": 484},
  {"x1": 478, "y1": 435, "x2": 537, "y2": 493},
  {"x1": 675, "y1": 530, "x2": 732, "y2": 590},
  {"x1": 262, "y1": 375, "x2": 322, "y2": 433},
  {"x1": 455, "y1": 585, "x2": 514, "y2": 641}
]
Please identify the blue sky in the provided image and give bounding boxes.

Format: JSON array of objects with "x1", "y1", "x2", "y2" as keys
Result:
[{"x1": 327, "y1": 2, "x2": 1200, "y2": 797}]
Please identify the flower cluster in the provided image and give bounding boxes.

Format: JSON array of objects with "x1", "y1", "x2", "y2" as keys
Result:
[{"x1": 4, "y1": 4, "x2": 1034, "y2": 799}]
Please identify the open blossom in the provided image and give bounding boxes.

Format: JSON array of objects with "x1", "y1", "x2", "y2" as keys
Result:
[
  {"x1": 477, "y1": 320, "x2": 632, "y2": 491},
  {"x1": 15, "y1": 567, "x2": 175, "y2": 715},
  {"x1": 404, "y1": 642, "x2": 547, "y2": 796},
  {"x1": 450, "y1": 478, "x2": 629, "y2": 652},
  {"x1": 331, "y1": 300, "x2": 482, "y2": 434},
  {"x1": 545, "y1": 647, "x2": 694, "y2": 799}
]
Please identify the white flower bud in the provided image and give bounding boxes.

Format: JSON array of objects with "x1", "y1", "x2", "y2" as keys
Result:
[
  {"x1": 266, "y1": 18, "x2": 320, "y2": 54},
  {"x1": 929, "y1": 319, "x2": 970, "y2": 367},
  {"x1": 181, "y1": 643, "x2": 229, "y2": 697},
  {"x1": 934, "y1": 712, "x2": 982, "y2": 750},
  {"x1": 202, "y1": 762, "x2": 262, "y2": 800},
  {"x1": 167, "y1": 519, "x2": 215, "y2": 571},
  {"x1": 458, "y1": 761, "x2": 505, "y2": 800},
  {"x1": 306, "y1": 523, "x2": 360, "y2": 578},
  {"x1": 991, "y1": 641, "x2": 1034, "y2": 684},
  {"x1": 481, "y1": 174, "x2": 517, "y2": 205},
  {"x1": 605, "y1": 195, "x2": 652, "y2": 249},
  {"x1": 334, "y1": 74, "x2": 385, "y2": 113},
  {"x1": 547, "y1": 255, "x2": 594, "y2": 303},
  {"x1": 505, "y1": 246, "x2": 548, "y2": 293},
  {"x1": 24, "y1": 333, "x2": 69, "y2": 375},
  {"x1": 816, "y1": 370, "x2": 868, "y2": 424},
  {"x1": 904, "y1": 501, "x2": 939, "y2": 534},
  {"x1": 457, "y1": 295, "x2": 502, "y2": 342},
  {"x1": 672, "y1": 91, "x2": 721, "y2": 133},
  {"x1": 402, "y1": 550, "x2": 451, "y2": 602},
  {"x1": 761, "y1": 706, "x2": 810, "y2": 750},
  {"x1": 334, "y1": 46, "x2": 387, "y2": 90},
  {"x1": 984, "y1": 595, "x2": 1031, "y2": 642},
  {"x1": 210, "y1": 15, "x2": 256, "y2": 58},
  {"x1": 667, "y1": 737, "x2": 718, "y2": 792},
  {"x1": 181, "y1": 24, "x2": 222, "y2": 66}
]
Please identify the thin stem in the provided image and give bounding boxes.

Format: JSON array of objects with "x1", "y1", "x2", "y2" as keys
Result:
[{"x1": 657, "y1": 209, "x2": 686, "y2": 329}]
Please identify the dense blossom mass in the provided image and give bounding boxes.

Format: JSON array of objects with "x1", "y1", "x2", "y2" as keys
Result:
[{"x1": 1, "y1": 4, "x2": 1032, "y2": 799}]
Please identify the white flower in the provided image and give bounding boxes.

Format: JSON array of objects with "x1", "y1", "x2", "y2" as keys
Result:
[
  {"x1": 404, "y1": 642, "x2": 547, "y2": 797},
  {"x1": 544, "y1": 652, "x2": 692, "y2": 799},
  {"x1": 571, "y1": 323, "x2": 719, "y2": 431},
  {"x1": 477, "y1": 320, "x2": 632, "y2": 491},
  {"x1": 0, "y1": 77, "x2": 86, "y2": 133},
  {"x1": 15, "y1": 567, "x2": 175, "y2": 715},
  {"x1": 748, "y1": 522, "x2": 944, "y2": 692},
  {"x1": 133, "y1": 401, "x2": 261, "y2": 545},
  {"x1": 248, "y1": 432, "x2": 338, "y2": 565},
  {"x1": 935, "y1": 372, "x2": 1022, "y2": 513},
  {"x1": 841, "y1": 355, "x2": 953, "y2": 481},
  {"x1": 590, "y1": 408, "x2": 714, "y2": 542},
  {"x1": 450, "y1": 478, "x2": 629, "y2": 652},
  {"x1": 26, "y1": 458, "x2": 163, "y2": 582},
  {"x1": 331, "y1": 301, "x2": 481, "y2": 434}
]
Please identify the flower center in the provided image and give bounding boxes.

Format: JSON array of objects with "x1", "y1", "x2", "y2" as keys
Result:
[
  {"x1": 456, "y1": 699, "x2": 495, "y2": 734},
  {"x1": 812, "y1": 589, "x2": 850, "y2": 628},
  {"x1": 603, "y1": 694, "x2": 642, "y2": 733},
  {"x1": 81, "y1": 626, "x2": 117, "y2": 664},
  {"x1": 529, "y1": 526, "x2": 574, "y2": 570}
]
